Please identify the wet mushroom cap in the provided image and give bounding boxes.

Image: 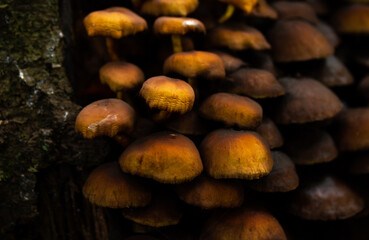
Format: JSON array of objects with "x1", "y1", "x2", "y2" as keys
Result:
[
  {"x1": 271, "y1": 1, "x2": 319, "y2": 24},
  {"x1": 139, "y1": 76, "x2": 195, "y2": 114},
  {"x1": 153, "y1": 17, "x2": 206, "y2": 35},
  {"x1": 255, "y1": 117, "x2": 284, "y2": 149},
  {"x1": 83, "y1": 7, "x2": 148, "y2": 39},
  {"x1": 176, "y1": 175, "x2": 244, "y2": 209},
  {"x1": 209, "y1": 24, "x2": 271, "y2": 51},
  {"x1": 218, "y1": 0, "x2": 260, "y2": 14},
  {"x1": 268, "y1": 20, "x2": 334, "y2": 62},
  {"x1": 247, "y1": 151, "x2": 299, "y2": 192},
  {"x1": 140, "y1": 0, "x2": 199, "y2": 16},
  {"x1": 200, "y1": 207, "x2": 287, "y2": 240},
  {"x1": 82, "y1": 162, "x2": 151, "y2": 208},
  {"x1": 99, "y1": 62, "x2": 145, "y2": 92},
  {"x1": 287, "y1": 176, "x2": 364, "y2": 220},
  {"x1": 75, "y1": 98, "x2": 135, "y2": 139},
  {"x1": 332, "y1": 4, "x2": 369, "y2": 34},
  {"x1": 274, "y1": 78, "x2": 343, "y2": 124},
  {"x1": 163, "y1": 51, "x2": 226, "y2": 80},
  {"x1": 227, "y1": 68, "x2": 285, "y2": 99},
  {"x1": 199, "y1": 93, "x2": 263, "y2": 129},
  {"x1": 119, "y1": 132, "x2": 203, "y2": 184},
  {"x1": 200, "y1": 129, "x2": 273, "y2": 180}
]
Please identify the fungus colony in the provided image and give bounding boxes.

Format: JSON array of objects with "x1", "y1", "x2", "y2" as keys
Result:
[{"x1": 74, "y1": 0, "x2": 369, "y2": 239}]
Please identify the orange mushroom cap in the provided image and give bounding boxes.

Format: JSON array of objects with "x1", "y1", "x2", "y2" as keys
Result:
[
  {"x1": 153, "y1": 16, "x2": 206, "y2": 35},
  {"x1": 141, "y1": 0, "x2": 199, "y2": 17}
]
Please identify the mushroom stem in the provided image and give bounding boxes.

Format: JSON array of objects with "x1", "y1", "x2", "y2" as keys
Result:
[
  {"x1": 106, "y1": 37, "x2": 120, "y2": 61},
  {"x1": 171, "y1": 34, "x2": 183, "y2": 53},
  {"x1": 219, "y1": 4, "x2": 235, "y2": 23}
]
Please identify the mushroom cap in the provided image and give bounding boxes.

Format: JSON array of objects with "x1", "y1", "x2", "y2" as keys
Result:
[
  {"x1": 83, "y1": 7, "x2": 148, "y2": 39},
  {"x1": 227, "y1": 68, "x2": 285, "y2": 99},
  {"x1": 315, "y1": 55, "x2": 354, "y2": 87},
  {"x1": 176, "y1": 175, "x2": 244, "y2": 209},
  {"x1": 250, "y1": 0, "x2": 278, "y2": 19},
  {"x1": 119, "y1": 132, "x2": 203, "y2": 183},
  {"x1": 141, "y1": 0, "x2": 199, "y2": 17},
  {"x1": 200, "y1": 129, "x2": 273, "y2": 180},
  {"x1": 99, "y1": 61, "x2": 145, "y2": 92},
  {"x1": 211, "y1": 51, "x2": 246, "y2": 73},
  {"x1": 274, "y1": 78, "x2": 343, "y2": 124},
  {"x1": 316, "y1": 21, "x2": 340, "y2": 48},
  {"x1": 287, "y1": 176, "x2": 364, "y2": 220},
  {"x1": 209, "y1": 24, "x2": 271, "y2": 51},
  {"x1": 139, "y1": 76, "x2": 195, "y2": 114},
  {"x1": 284, "y1": 127, "x2": 338, "y2": 165},
  {"x1": 247, "y1": 151, "x2": 299, "y2": 192},
  {"x1": 332, "y1": 4, "x2": 369, "y2": 34},
  {"x1": 199, "y1": 93, "x2": 263, "y2": 129},
  {"x1": 200, "y1": 207, "x2": 287, "y2": 240},
  {"x1": 75, "y1": 98, "x2": 135, "y2": 139},
  {"x1": 271, "y1": 1, "x2": 319, "y2": 24},
  {"x1": 255, "y1": 117, "x2": 284, "y2": 149},
  {"x1": 163, "y1": 51, "x2": 226, "y2": 80},
  {"x1": 166, "y1": 109, "x2": 210, "y2": 135},
  {"x1": 153, "y1": 16, "x2": 206, "y2": 35},
  {"x1": 218, "y1": 0, "x2": 259, "y2": 14},
  {"x1": 334, "y1": 108, "x2": 369, "y2": 152},
  {"x1": 268, "y1": 20, "x2": 334, "y2": 62},
  {"x1": 82, "y1": 162, "x2": 151, "y2": 208},
  {"x1": 122, "y1": 191, "x2": 182, "y2": 227}
]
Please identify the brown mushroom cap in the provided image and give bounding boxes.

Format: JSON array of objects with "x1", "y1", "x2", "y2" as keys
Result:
[
  {"x1": 119, "y1": 132, "x2": 203, "y2": 184},
  {"x1": 82, "y1": 162, "x2": 151, "y2": 208},
  {"x1": 200, "y1": 129, "x2": 273, "y2": 180},
  {"x1": 176, "y1": 175, "x2": 244, "y2": 209},
  {"x1": 200, "y1": 207, "x2": 287, "y2": 240},
  {"x1": 122, "y1": 191, "x2": 182, "y2": 227},
  {"x1": 166, "y1": 109, "x2": 209, "y2": 135},
  {"x1": 334, "y1": 108, "x2": 369, "y2": 152},
  {"x1": 316, "y1": 21, "x2": 340, "y2": 48},
  {"x1": 141, "y1": 0, "x2": 199, "y2": 17},
  {"x1": 268, "y1": 20, "x2": 334, "y2": 62},
  {"x1": 284, "y1": 127, "x2": 338, "y2": 165},
  {"x1": 212, "y1": 51, "x2": 246, "y2": 73},
  {"x1": 250, "y1": 0, "x2": 278, "y2": 19},
  {"x1": 139, "y1": 76, "x2": 195, "y2": 114},
  {"x1": 332, "y1": 4, "x2": 369, "y2": 34},
  {"x1": 287, "y1": 176, "x2": 364, "y2": 220},
  {"x1": 153, "y1": 16, "x2": 206, "y2": 35},
  {"x1": 227, "y1": 68, "x2": 285, "y2": 99},
  {"x1": 99, "y1": 62, "x2": 145, "y2": 92},
  {"x1": 83, "y1": 7, "x2": 148, "y2": 39},
  {"x1": 255, "y1": 117, "x2": 284, "y2": 149},
  {"x1": 75, "y1": 98, "x2": 135, "y2": 139},
  {"x1": 247, "y1": 151, "x2": 299, "y2": 192},
  {"x1": 274, "y1": 78, "x2": 343, "y2": 124},
  {"x1": 218, "y1": 0, "x2": 259, "y2": 14},
  {"x1": 163, "y1": 51, "x2": 226, "y2": 80},
  {"x1": 209, "y1": 24, "x2": 271, "y2": 51},
  {"x1": 199, "y1": 93, "x2": 263, "y2": 129},
  {"x1": 271, "y1": 1, "x2": 319, "y2": 24}
]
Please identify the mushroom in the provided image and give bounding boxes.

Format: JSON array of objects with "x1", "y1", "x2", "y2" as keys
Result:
[
  {"x1": 271, "y1": 1, "x2": 319, "y2": 24},
  {"x1": 217, "y1": 0, "x2": 259, "y2": 23},
  {"x1": 316, "y1": 21, "x2": 340, "y2": 48},
  {"x1": 332, "y1": 4, "x2": 369, "y2": 34},
  {"x1": 140, "y1": 0, "x2": 199, "y2": 17},
  {"x1": 249, "y1": 0, "x2": 278, "y2": 20},
  {"x1": 255, "y1": 117, "x2": 284, "y2": 149},
  {"x1": 211, "y1": 51, "x2": 247, "y2": 74}
]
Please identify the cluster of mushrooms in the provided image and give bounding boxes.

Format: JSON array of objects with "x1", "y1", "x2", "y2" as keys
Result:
[{"x1": 74, "y1": 0, "x2": 369, "y2": 239}]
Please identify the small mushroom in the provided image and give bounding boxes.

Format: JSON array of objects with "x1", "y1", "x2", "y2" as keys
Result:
[
  {"x1": 211, "y1": 51, "x2": 247, "y2": 74},
  {"x1": 217, "y1": 0, "x2": 259, "y2": 23},
  {"x1": 255, "y1": 117, "x2": 284, "y2": 149}
]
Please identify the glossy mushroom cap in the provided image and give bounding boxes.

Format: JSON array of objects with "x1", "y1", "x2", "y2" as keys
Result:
[
  {"x1": 268, "y1": 20, "x2": 334, "y2": 62},
  {"x1": 248, "y1": 151, "x2": 299, "y2": 192},
  {"x1": 200, "y1": 129, "x2": 273, "y2": 180},
  {"x1": 218, "y1": 0, "x2": 259, "y2": 14},
  {"x1": 140, "y1": 76, "x2": 195, "y2": 114},
  {"x1": 176, "y1": 175, "x2": 244, "y2": 209},
  {"x1": 250, "y1": 0, "x2": 278, "y2": 19},
  {"x1": 227, "y1": 68, "x2": 285, "y2": 99},
  {"x1": 255, "y1": 117, "x2": 284, "y2": 149},
  {"x1": 274, "y1": 78, "x2": 343, "y2": 124},
  {"x1": 141, "y1": 0, "x2": 199, "y2": 16},
  {"x1": 287, "y1": 176, "x2": 364, "y2": 220},
  {"x1": 99, "y1": 62, "x2": 145, "y2": 92},
  {"x1": 332, "y1": 4, "x2": 369, "y2": 34},
  {"x1": 284, "y1": 127, "x2": 338, "y2": 165},
  {"x1": 271, "y1": 1, "x2": 319, "y2": 24},
  {"x1": 83, "y1": 7, "x2": 147, "y2": 39},
  {"x1": 163, "y1": 51, "x2": 226, "y2": 80},
  {"x1": 199, "y1": 93, "x2": 263, "y2": 129},
  {"x1": 153, "y1": 17, "x2": 206, "y2": 35},
  {"x1": 209, "y1": 24, "x2": 271, "y2": 51},
  {"x1": 75, "y1": 98, "x2": 135, "y2": 139},
  {"x1": 119, "y1": 132, "x2": 203, "y2": 183},
  {"x1": 82, "y1": 162, "x2": 151, "y2": 208},
  {"x1": 200, "y1": 207, "x2": 287, "y2": 240}
]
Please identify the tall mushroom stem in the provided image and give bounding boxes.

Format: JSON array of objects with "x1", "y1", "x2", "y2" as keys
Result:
[
  {"x1": 106, "y1": 37, "x2": 120, "y2": 61},
  {"x1": 171, "y1": 35, "x2": 183, "y2": 53},
  {"x1": 219, "y1": 4, "x2": 235, "y2": 23}
]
